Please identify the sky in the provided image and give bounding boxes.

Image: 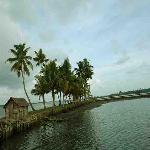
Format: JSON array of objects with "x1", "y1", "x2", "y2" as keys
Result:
[{"x1": 0, "y1": 0, "x2": 150, "y2": 104}]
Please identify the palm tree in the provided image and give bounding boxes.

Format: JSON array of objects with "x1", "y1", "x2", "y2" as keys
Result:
[
  {"x1": 31, "y1": 75, "x2": 48, "y2": 109},
  {"x1": 71, "y1": 75, "x2": 84, "y2": 100},
  {"x1": 75, "y1": 58, "x2": 93, "y2": 100},
  {"x1": 56, "y1": 66, "x2": 64, "y2": 105},
  {"x1": 41, "y1": 59, "x2": 58, "y2": 107},
  {"x1": 7, "y1": 43, "x2": 35, "y2": 110},
  {"x1": 33, "y1": 49, "x2": 49, "y2": 66},
  {"x1": 60, "y1": 58, "x2": 72, "y2": 105}
]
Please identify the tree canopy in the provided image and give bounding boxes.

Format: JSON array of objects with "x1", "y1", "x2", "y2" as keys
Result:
[{"x1": 7, "y1": 43, "x2": 94, "y2": 110}]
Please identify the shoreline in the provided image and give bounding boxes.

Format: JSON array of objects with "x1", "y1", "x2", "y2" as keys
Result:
[
  {"x1": 0, "y1": 99, "x2": 100, "y2": 142},
  {"x1": 0, "y1": 97, "x2": 149, "y2": 142}
]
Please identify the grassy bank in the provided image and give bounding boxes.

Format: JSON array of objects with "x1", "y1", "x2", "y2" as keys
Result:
[
  {"x1": 1, "y1": 97, "x2": 148, "y2": 142},
  {"x1": 28, "y1": 99, "x2": 98, "y2": 123},
  {"x1": 0, "y1": 99, "x2": 101, "y2": 142}
]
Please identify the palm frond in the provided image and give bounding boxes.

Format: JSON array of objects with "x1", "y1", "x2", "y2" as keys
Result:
[
  {"x1": 26, "y1": 60, "x2": 33, "y2": 70},
  {"x1": 24, "y1": 47, "x2": 30, "y2": 53},
  {"x1": 10, "y1": 49, "x2": 17, "y2": 56},
  {"x1": 6, "y1": 58, "x2": 17, "y2": 63},
  {"x1": 26, "y1": 55, "x2": 32, "y2": 60}
]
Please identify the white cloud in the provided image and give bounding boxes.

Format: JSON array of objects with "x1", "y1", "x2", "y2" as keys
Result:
[
  {"x1": 0, "y1": 0, "x2": 150, "y2": 103},
  {"x1": 1, "y1": 0, "x2": 38, "y2": 24}
]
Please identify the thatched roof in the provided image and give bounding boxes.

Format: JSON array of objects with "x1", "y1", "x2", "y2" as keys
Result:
[{"x1": 4, "y1": 97, "x2": 29, "y2": 108}]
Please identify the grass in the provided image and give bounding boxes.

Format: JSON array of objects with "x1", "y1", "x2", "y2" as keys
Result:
[{"x1": 28, "y1": 99, "x2": 97, "y2": 123}]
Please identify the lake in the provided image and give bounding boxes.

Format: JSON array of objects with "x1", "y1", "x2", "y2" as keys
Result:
[{"x1": 0, "y1": 98, "x2": 150, "y2": 150}]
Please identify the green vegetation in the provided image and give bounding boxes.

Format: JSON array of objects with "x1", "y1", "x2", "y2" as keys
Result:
[
  {"x1": 6, "y1": 43, "x2": 35, "y2": 110},
  {"x1": 28, "y1": 99, "x2": 97, "y2": 124},
  {"x1": 108, "y1": 88, "x2": 150, "y2": 97},
  {"x1": 7, "y1": 43, "x2": 94, "y2": 110}
]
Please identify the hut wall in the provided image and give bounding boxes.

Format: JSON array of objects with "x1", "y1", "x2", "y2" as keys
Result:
[
  {"x1": 5, "y1": 103, "x2": 28, "y2": 120},
  {"x1": 5, "y1": 101, "x2": 14, "y2": 119},
  {"x1": 13, "y1": 105, "x2": 28, "y2": 120}
]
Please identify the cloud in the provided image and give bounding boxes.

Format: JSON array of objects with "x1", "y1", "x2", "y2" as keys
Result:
[
  {"x1": 0, "y1": 12, "x2": 23, "y2": 60},
  {"x1": 0, "y1": 8, "x2": 27, "y2": 88},
  {"x1": 0, "y1": 3, "x2": 35, "y2": 103},
  {"x1": 0, "y1": 87, "x2": 24, "y2": 104},
  {"x1": 0, "y1": 64, "x2": 22, "y2": 88},
  {"x1": 127, "y1": 61, "x2": 150, "y2": 75},
  {"x1": 1, "y1": 0, "x2": 38, "y2": 24},
  {"x1": 111, "y1": 41, "x2": 130, "y2": 65},
  {"x1": 115, "y1": 55, "x2": 130, "y2": 65},
  {"x1": 40, "y1": 0, "x2": 91, "y2": 24},
  {"x1": 0, "y1": 0, "x2": 150, "y2": 103},
  {"x1": 46, "y1": 49, "x2": 68, "y2": 63},
  {"x1": 39, "y1": 30, "x2": 56, "y2": 43},
  {"x1": 120, "y1": 0, "x2": 150, "y2": 16}
]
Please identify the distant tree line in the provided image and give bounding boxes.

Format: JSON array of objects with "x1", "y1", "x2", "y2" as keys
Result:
[
  {"x1": 110, "y1": 88, "x2": 150, "y2": 97},
  {"x1": 6, "y1": 43, "x2": 94, "y2": 110}
]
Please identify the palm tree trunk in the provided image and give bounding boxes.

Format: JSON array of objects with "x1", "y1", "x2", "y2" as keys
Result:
[
  {"x1": 87, "y1": 85, "x2": 90, "y2": 99},
  {"x1": 84, "y1": 83, "x2": 86, "y2": 100},
  {"x1": 21, "y1": 70, "x2": 35, "y2": 111},
  {"x1": 52, "y1": 90, "x2": 55, "y2": 107},
  {"x1": 59, "y1": 92, "x2": 62, "y2": 105},
  {"x1": 73, "y1": 95, "x2": 75, "y2": 101},
  {"x1": 63, "y1": 94, "x2": 65, "y2": 106},
  {"x1": 80, "y1": 96, "x2": 81, "y2": 101},
  {"x1": 42, "y1": 94, "x2": 46, "y2": 109}
]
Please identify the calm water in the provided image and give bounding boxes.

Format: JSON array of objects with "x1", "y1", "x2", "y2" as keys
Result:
[{"x1": 1, "y1": 98, "x2": 150, "y2": 150}]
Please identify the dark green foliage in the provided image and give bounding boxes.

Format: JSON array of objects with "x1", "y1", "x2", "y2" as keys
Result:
[
  {"x1": 7, "y1": 43, "x2": 94, "y2": 111},
  {"x1": 31, "y1": 75, "x2": 48, "y2": 109},
  {"x1": 41, "y1": 60, "x2": 59, "y2": 107},
  {"x1": 7, "y1": 43, "x2": 35, "y2": 111},
  {"x1": 33, "y1": 49, "x2": 49, "y2": 66},
  {"x1": 7, "y1": 43, "x2": 33, "y2": 77},
  {"x1": 75, "y1": 58, "x2": 94, "y2": 99}
]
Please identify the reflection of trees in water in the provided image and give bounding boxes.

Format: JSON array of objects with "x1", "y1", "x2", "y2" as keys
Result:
[
  {"x1": 1, "y1": 99, "x2": 150, "y2": 150},
  {"x1": 0, "y1": 127, "x2": 41, "y2": 150},
  {"x1": 41, "y1": 111, "x2": 101, "y2": 150},
  {"x1": 0, "y1": 109, "x2": 103, "y2": 150},
  {"x1": 0, "y1": 110, "x2": 101, "y2": 150}
]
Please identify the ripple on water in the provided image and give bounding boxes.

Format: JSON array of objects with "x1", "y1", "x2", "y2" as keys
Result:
[{"x1": 1, "y1": 98, "x2": 150, "y2": 150}]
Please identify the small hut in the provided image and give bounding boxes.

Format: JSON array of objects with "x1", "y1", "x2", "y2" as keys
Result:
[{"x1": 4, "y1": 97, "x2": 29, "y2": 120}]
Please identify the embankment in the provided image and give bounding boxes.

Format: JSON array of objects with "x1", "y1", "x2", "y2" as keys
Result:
[{"x1": 0, "y1": 99, "x2": 101, "y2": 142}]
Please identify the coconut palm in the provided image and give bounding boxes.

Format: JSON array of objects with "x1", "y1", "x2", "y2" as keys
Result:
[
  {"x1": 7, "y1": 43, "x2": 35, "y2": 110},
  {"x1": 56, "y1": 66, "x2": 64, "y2": 105},
  {"x1": 69, "y1": 74, "x2": 84, "y2": 100},
  {"x1": 60, "y1": 58, "x2": 72, "y2": 104},
  {"x1": 75, "y1": 58, "x2": 93, "y2": 99},
  {"x1": 41, "y1": 59, "x2": 58, "y2": 107},
  {"x1": 33, "y1": 49, "x2": 49, "y2": 66},
  {"x1": 31, "y1": 75, "x2": 48, "y2": 109}
]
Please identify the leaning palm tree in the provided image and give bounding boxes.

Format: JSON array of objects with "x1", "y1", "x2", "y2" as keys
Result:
[{"x1": 7, "y1": 43, "x2": 35, "y2": 110}]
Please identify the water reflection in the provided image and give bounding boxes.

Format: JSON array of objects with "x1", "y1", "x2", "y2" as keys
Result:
[{"x1": 1, "y1": 98, "x2": 150, "y2": 150}]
